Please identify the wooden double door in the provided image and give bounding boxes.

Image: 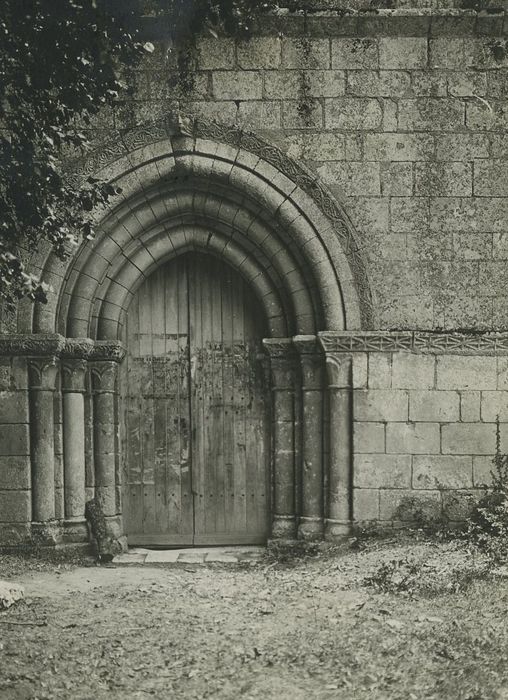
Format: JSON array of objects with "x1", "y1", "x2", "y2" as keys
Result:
[{"x1": 121, "y1": 253, "x2": 270, "y2": 545}]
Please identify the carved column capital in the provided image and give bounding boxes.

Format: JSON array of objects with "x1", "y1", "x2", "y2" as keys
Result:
[
  {"x1": 293, "y1": 335, "x2": 324, "y2": 390},
  {"x1": 323, "y1": 352, "x2": 353, "y2": 389},
  {"x1": 262, "y1": 338, "x2": 296, "y2": 390},
  {"x1": 90, "y1": 361, "x2": 118, "y2": 393},
  {"x1": 27, "y1": 357, "x2": 59, "y2": 391},
  {"x1": 61, "y1": 359, "x2": 87, "y2": 394}
]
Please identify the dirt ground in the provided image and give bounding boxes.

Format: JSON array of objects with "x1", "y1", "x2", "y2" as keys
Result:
[{"x1": 1, "y1": 538, "x2": 508, "y2": 700}]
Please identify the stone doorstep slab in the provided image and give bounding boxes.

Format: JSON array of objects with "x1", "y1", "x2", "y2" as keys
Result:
[{"x1": 113, "y1": 546, "x2": 265, "y2": 565}]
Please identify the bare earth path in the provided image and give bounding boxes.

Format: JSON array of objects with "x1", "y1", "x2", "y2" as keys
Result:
[{"x1": 1, "y1": 541, "x2": 508, "y2": 700}]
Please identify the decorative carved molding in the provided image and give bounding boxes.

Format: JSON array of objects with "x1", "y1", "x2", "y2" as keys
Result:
[
  {"x1": 69, "y1": 116, "x2": 375, "y2": 329},
  {"x1": 62, "y1": 338, "x2": 95, "y2": 359},
  {"x1": 0, "y1": 334, "x2": 125, "y2": 361},
  {"x1": 318, "y1": 331, "x2": 508, "y2": 355},
  {"x1": 90, "y1": 341, "x2": 126, "y2": 362},
  {"x1": 61, "y1": 359, "x2": 87, "y2": 393},
  {"x1": 27, "y1": 357, "x2": 59, "y2": 391},
  {"x1": 0, "y1": 334, "x2": 65, "y2": 357}
]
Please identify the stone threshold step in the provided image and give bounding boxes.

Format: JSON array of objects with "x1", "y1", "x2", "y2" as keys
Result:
[{"x1": 113, "y1": 546, "x2": 266, "y2": 565}]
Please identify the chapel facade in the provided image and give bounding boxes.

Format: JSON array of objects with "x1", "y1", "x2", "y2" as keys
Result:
[{"x1": 1, "y1": 1, "x2": 508, "y2": 548}]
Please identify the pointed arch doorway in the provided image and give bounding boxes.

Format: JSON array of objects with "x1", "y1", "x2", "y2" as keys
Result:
[{"x1": 121, "y1": 252, "x2": 271, "y2": 546}]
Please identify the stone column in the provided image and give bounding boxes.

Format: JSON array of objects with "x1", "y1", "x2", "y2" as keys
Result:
[
  {"x1": 323, "y1": 353, "x2": 353, "y2": 538},
  {"x1": 90, "y1": 360, "x2": 118, "y2": 518},
  {"x1": 28, "y1": 357, "x2": 59, "y2": 523},
  {"x1": 263, "y1": 338, "x2": 297, "y2": 540},
  {"x1": 293, "y1": 335, "x2": 325, "y2": 540},
  {"x1": 62, "y1": 359, "x2": 87, "y2": 519}
]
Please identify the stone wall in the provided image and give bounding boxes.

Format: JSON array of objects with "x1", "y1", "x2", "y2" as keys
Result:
[
  {"x1": 0, "y1": 357, "x2": 31, "y2": 543},
  {"x1": 120, "y1": 6, "x2": 508, "y2": 331},
  {"x1": 1, "y1": 5, "x2": 508, "y2": 543},
  {"x1": 349, "y1": 340, "x2": 508, "y2": 526}
]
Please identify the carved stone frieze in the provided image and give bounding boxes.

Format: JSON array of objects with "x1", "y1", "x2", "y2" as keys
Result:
[
  {"x1": 90, "y1": 341, "x2": 126, "y2": 363},
  {"x1": 318, "y1": 331, "x2": 508, "y2": 355},
  {"x1": 0, "y1": 334, "x2": 66, "y2": 357}
]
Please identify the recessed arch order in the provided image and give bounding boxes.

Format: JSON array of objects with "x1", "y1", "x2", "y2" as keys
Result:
[{"x1": 23, "y1": 117, "x2": 373, "y2": 545}]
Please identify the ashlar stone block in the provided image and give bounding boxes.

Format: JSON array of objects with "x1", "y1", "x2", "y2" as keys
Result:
[
  {"x1": 238, "y1": 37, "x2": 281, "y2": 69},
  {"x1": 353, "y1": 488, "x2": 379, "y2": 521},
  {"x1": 368, "y1": 353, "x2": 392, "y2": 389},
  {"x1": 413, "y1": 455, "x2": 473, "y2": 490},
  {"x1": 325, "y1": 98, "x2": 382, "y2": 130},
  {"x1": 353, "y1": 422, "x2": 385, "y2": 454},
  {"x1": 481, "y1": 391, "x2": 508, "y2": 422},
  {"x1": 392, "y1": 354, "x2": 435, "y2": 390},
  {"x1": 409, "y1": 390, "x2": 460, "y2": 422},
  {"x1": 354, "y1": 390, "x2": 408, "y2": 422},
  {"x1": 441, "y1": 423, "x2": 496, "y2": 455},
  {"x1": 332, "y1": 38, "x2": 378, "y2": 70},
  {"x1": 379, "y1": 38, "x2": 428, "y2": 70},
  {"x1": 354, "y1": 454, "x2": 411, "y2": 489},
  {"x1": 437, "y1": 356, "x2": 497, "y2": 391},
  {"x1": 386, "y1": 422, "x2": 440, "y2": 455},
  {"x1": 379, "y1": 489, "x2": 442, "y2": 521}
]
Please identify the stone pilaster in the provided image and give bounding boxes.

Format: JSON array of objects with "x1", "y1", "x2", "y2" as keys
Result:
[
  {"x1": 28, "y1": 357, "x2": 59, "y2": 522},
  {"x1": 263, "y1": 338, "x2": 297, "y2": 540},
  {"x1": 62, "y1": 359, "x2": 87, "y2": 520},
  {"x1": 293, "y1": 335, "x2": 325, "y2": 541},
  {"x1": 323, "y1": 352, "x2": 353, "y2": 539}
]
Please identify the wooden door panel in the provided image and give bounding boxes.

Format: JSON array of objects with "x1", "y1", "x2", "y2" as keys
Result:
[
  {"x1": 122, "y1": 253, "x2": 270, "y2": 546},
  {"x1": 190, "y1": 255, "x2": 269, "y2": 545},
  {"x1": 122, "y1": 259, "x2": 193, "y2": 545}
]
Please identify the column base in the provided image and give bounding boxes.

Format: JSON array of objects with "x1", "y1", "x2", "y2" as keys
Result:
[
  {"x1": 271, "y1": 514, "x2": 297, "y2": 539},
  {"x1": 61, "y1": 518, "x2": 89, "y2": 544},
  {"x1": 324, "y1": 518, "x2": 353, "y2": 540},
  {"x1": 298, "y1": 516, "x2": 324, "y2": 541},
  {"x1": 31, "y1": 521, "x2": 61, "y2": 546}
]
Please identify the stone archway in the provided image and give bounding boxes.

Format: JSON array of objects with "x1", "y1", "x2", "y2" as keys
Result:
[{"x1": 20, "y1": 119, "x2": 371, "y2": 546}]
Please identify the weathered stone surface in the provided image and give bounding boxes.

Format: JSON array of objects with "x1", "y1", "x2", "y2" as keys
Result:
[
  {"x1": 409, "y1": 390, "x2": 460, "y2": 422},
  {"x1": 325, "y1": 98, "x2": 383, "y2": 130},
  {"x1": 398, "y1": 98, "x2": 465, "y2": 131},
  {"x1": 354, "y1": 454, "x2": 411, "y2": 489},
  {"x1": 441, "y1": 423, "x2": 497, "y2": 455},
  {"x1": 346, "y1": 70, "x2": 410, "y2": 98},
  {"x1": 390, "y1": 197, "x2": 429, "y2": 233},
  {"x1": 0, "y1": 456, "x2": 30, "y2": 490},
  {"x1": 0, "y1": 580, "x2": 24, "y2": 610},
  {"x1": 363, "y1": 132, "x2": 433, "y2": 162},
  {"x1": 353, "y1": 422, "x2": 385, "y2": 454},
  {"x1": 460, "y1": 391, "x2": 481, "y2": 422},
  {"x1": 238, "y1": 37, "x2": 282, "y2": 69},
  {"x1": 282, "y1": 38, "x2": 329, "y2": 70},
  {"x1": 213, "y1": 71, "x2": 262, "y2": 101},
  {"x1": 0, "y1": 424, "x2": 29, "y2": 457},
  {"x1": 354, "y1": 390, "x2": 408, "y2": 422},
  {"x1": 414, "y1": 162, "x2": 472, "y2": 197},
  {"x1": 368, "y1": 353, "x2": 392, "y2": 389},
  {"x1": 353, "y1": 488, "x2": 379, "y2": 521},
  {"x1": 379, "y1": 38, "x2": 427, "y2": 69},
  {"x1": 392, "y1": 354, "x2": 435, "y2": 390},
  {"x1": 379, "y1": 489, "x2": 442, "y2": 522},
  {"x1": 437, "y1": 356, "x2": 497, "y2": 391},
  {"x1": 413, "y1": 455, "x2": 473, "y2": 490},
  {"x1": 386, "y1": 423, "x2": 440, "y2": 455},
  {"x1": 0, "y1": 490, "x2": 30, "y2": 522},
  {"x1": 332, "y1": 38, "x2": 378, "y2": 70}
]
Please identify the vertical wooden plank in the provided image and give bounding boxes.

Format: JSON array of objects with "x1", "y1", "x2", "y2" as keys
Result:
[{"x1": 232, "y1": 272, "x2": 247, "y2": 536}]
